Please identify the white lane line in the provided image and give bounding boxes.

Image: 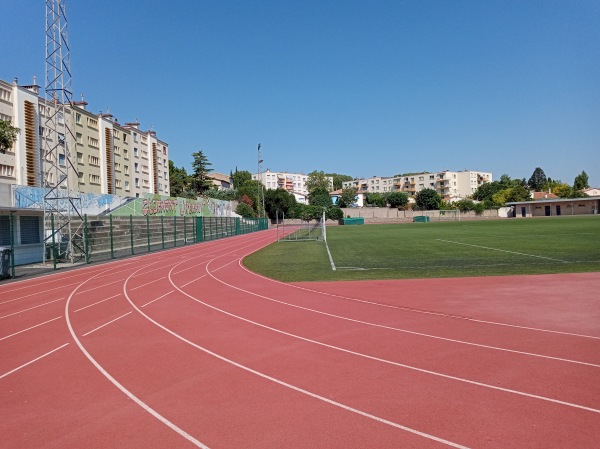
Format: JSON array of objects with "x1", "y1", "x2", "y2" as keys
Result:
[
  {"x1": 435, "y1": 239, "x2": 570, "y2": 263},
  {"x1": 82, "y1": 312, "x2": 133, "y2": 337},
  {"x1": 199, "y1": 262, "x2": 600, "y2": 414},
  {"x1": 122, "y1": 267, "x2": 472, "y2": 449},
  {"x1": 74, "y1": 293, "x2": 122, "y2": 312},
  {"x1": 130, "y1": 277, "x2": 165, "y2": 291},
  {"x1": 239, "y1": 263, "x2": 600, "y2": 341},
  {"x1": 0, "y1": 343, "x2": 69, "y2": 380},
  {"x1": 235, "y1": 261, "x2": 600, "y2": 367},
  {"x1": 65, "y1": 266, "x2": 209, "y2": 448},
  {"x1": 141, "y1": 290, "x2": 174, "y2": 308},
  {"x1": 0, "y1": 281, "x2": 81, "y2": 305},
  {"x1": 0, "y1": 316, "x2": 62, "y2": 341},
  {"x1": 0, "y1": 298, "x2": 64, "y2": 320}
]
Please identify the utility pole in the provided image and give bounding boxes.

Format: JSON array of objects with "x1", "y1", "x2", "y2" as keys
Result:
[{"x1": 257, "y1": 143, "x2": 265, "y2": 218}]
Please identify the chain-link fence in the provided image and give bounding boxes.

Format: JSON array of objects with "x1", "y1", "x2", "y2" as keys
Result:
[{"x1": 2, "y1": 214, "x2": 268, "y2": 281}]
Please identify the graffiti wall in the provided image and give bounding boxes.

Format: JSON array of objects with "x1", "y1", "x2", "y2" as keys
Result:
[
  {"x1": 13, "y1": 186, "x2": 129, "y2": 215},
  {"x1": 12, "y1": 187, "x2": 232, "y2": 217},
  {"x1": 110, "y1": 194, "x2": 232, "y2": 217}
]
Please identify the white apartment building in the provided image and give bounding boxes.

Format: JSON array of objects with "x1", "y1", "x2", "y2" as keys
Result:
[
  {"x1": 252, "y1": 170, "x2": 333, "y2": 197},
  {"x1": 343, "y1": 170, "x2": 492, "y2": 201},
  {"x1": 0, "y1": 77, "x2": 170, "y2": 199}
]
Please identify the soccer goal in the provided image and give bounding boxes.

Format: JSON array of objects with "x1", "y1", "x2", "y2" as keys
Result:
[{"x1": 277, "y1": 211, "x2": 326, "y2": 242}]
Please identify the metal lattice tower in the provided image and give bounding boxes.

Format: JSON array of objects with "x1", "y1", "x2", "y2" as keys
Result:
[
  {"x1": 44, "y1": 0, "x2": 84, "y2": 263},
  {"x1": 257, "y1": 143, "x2": 265, "y2": 217}
]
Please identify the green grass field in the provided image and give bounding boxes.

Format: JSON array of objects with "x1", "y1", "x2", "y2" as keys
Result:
[{"x1": 243, "y1": 216, "x2": 600, "y2": 282}]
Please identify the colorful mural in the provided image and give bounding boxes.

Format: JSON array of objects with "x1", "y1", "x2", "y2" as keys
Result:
[
  {"x1": 12, "y1": 187, "x2": 232, "y2": 217},
  {"x1": 110, "y1": 194, "x2": 232, "y2": 217}
]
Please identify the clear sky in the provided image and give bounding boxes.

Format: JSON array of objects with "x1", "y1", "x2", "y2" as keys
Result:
[{"x1": 3, "y1": 0, "x2": 599, "y2": 186}]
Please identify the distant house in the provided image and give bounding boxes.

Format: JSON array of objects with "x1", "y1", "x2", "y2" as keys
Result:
[
  {"x1": 583, "y1": 188, "x2": 600, "y2": 197},
  {"x1": 209, "y1": 173, "x2": 232, "y2": 190}
]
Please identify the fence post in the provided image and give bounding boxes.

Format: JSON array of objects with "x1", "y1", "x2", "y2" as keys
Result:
[
  {"x1": 109, "y1": 214, "x2": 114, "y2": 259},
  {"x1": 9, "y1": 212, "x2": 15, "y2": 278},
  {"x1": 130, "y1": 215, "x2": 134, "y2": 255},
  {"x1": 84, "y1": 214, "x2": 90, "y2": 263},
  {"x1": 146, "y1": 214, "x2": 151, "y2": 252},
  {"x1": 196, "y1": 217, "x2": 204, "y2": 242},
  {"x1": 184, "y1": 216, "x2": 187, "y2": 245},
  {"x1": 161, "y1": 215, "x2": 165, "y2": 249}
]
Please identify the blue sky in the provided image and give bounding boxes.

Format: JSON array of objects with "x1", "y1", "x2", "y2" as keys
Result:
[{"x1": 3, "y1": 0, "x2": 599, "y2": 186}]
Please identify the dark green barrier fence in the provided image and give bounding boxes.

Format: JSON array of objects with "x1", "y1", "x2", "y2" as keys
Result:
[{"x1": 3, "y1": 214, "x2": 268, "y2": 280}]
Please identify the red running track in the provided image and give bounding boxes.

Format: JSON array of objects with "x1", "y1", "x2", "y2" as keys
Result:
[{"x1": 1, "y1": 228, "x2": 599, "y2": 449}]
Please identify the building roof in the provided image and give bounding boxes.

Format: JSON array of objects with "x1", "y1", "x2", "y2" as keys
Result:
[
  {"x1": 532, "y1": 191, "x2": 559, "y2": 200},
  {"x1": 506, "y1": 197, "x2": 599, "y2": 206}
]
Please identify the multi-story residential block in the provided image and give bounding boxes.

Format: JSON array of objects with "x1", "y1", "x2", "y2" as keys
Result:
[
  {"x1": 252, "y1": 170, "x2": 333, "y2": 197},
  {"x1": 0, "y1": 77, "x2": 170, "y2": 199},
  {"x1": 343, "y1": 170, "x2": 492, "y2": 201}
]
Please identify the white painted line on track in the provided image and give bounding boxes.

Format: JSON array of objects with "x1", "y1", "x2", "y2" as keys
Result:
[
  {"x1": 121, "y1": 264, "x2": 472, "y2": 449},
  {"x1": 0, "y1": 343, "x2": 69, "y2": 380},
  {"x1": 82, "y1": 312, "x2": 133, "y2": 337},
  {"x1": 0, "y1": 298, "x2": 64, "y2": 320},
  {"x1": 198, "y1": 261, "x2": 600, "y2": 414},
  {"x1": 65, "y1": 266, "x2": 211, "y2": 449},
  {"x1": 130, "y1": 276, "x2": 165, "y2": 290},
  {"x1": 0, "y1": 316, "x2": 62, "y2": 341},
  {"x1": 236, "y1": 261, "x2": 600, "y2": 367},
  {"x1": 239, "y1": 263, "x2": 600, "y2": 341},
  {"x1": 74, "y1": 293, "x2": 122, "y2": 312},
  {"x1": 436, "y1": 238, "x2": 570, "y2": 263},
  {"x1": 141, "y1": 290, "x2": 174, "y2": 308}
]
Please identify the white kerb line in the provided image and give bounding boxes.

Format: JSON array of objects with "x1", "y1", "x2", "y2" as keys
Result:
[{"x1": 436, "y1": 239, "x2": 570, "y2": 263}]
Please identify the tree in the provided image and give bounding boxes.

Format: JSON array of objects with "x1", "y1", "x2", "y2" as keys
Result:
[
  {"x1": 305, "y1": 170, "x2": 332, "y2": 192},
  {"x1": 308, "y1": 186, "x2": 332, "y2": 208},
  {"x1": 573, "y1": 171, "x2": 589, "y2": 191},
  {"x1": 235, "y1": 203, "x2": 256, "y2": 218},
  {"x1": 414, "y1": 188, "x2": 441, "y2": 210},
  {"x1": 528, "y1": 167, "x2": 547, "y2": 191},
  {"x1": 190, "y1": 150, "x2": 213, "y2": 194},
  {"x1": 264, "y1": 188, "x2": 297, "y2": 220},
  {"x1": 237, "y1": 180, "x2": 263, "y2": 214},
  {"x1": 326, "y1": 207, "x2": 344, "y2": 221},
  {"x1": 169, "y1": 160, "x2": 192, "y2": 198},
  {"x1": 338, "y1": 187, "x2": 358, "y2": 208},
  {"x1": 232, "y1": 168, "x2": 252, "y2": 189},
  {"x1": 0, "y1": 120, "x2": 20, "y2": 154},
  {"x1": 365, "y1": 193, "x2": 386, "y2": 207},
  {"x1": 386, "y1": 191, "x2": 409, "y2": 209},
  {"x1": 327, "y1": 173, "x2": 353, "y2": 191}
]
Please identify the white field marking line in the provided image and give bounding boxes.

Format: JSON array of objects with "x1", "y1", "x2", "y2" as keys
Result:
[
  {"x1": 235, "y1": 261, "x2": 600, "y2": 366},
  {"x1": 64, "y1": 266, "x2": 209, "y2": 449},
  {"x1": 0, "y1": 343, "x2": 69, "y2": 380},
  {"x1": 0, "y1": 298, "x2": 64, "y2": 320},
  {"x1": 82, "y1": 312, "x2": 133, "y2": 337},
  {"x1": 0, "y1": 316, "x2": 62, "y2": 341},
  {"x1": 73, "y1": 293, "x2": 122, "y2": 312},
  {"x1": 141, "y1": 290, "x2": 174, "y2": 308},
  {"x1": 123, "y1": 265, "x2": 473, "y2": 449},
  {"x1": 238, "y1": 262, "x2": 600, "y2": 341},
  {"x1": 435, "y1": 238, "x2": 570, "y2": 263},
  {"x1": 203, "y1": 261, "x2": 600, "y2": 413}
]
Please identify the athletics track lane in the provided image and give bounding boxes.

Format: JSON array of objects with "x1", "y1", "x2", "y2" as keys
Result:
[{"x1": 1, "y1": 228, "x2": 599, "y2": 448}]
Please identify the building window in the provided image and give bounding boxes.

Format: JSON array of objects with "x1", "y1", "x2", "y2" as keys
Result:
[
  {"x1": 58, "y1": 154, "x2": 66, "y2": 166},
  {"x1": 133, "y1": 132, "x2": 138, "y2": 142},
  {"x1": 134, "y1": 162, "x2": 139, "y2": 172},
  {"x1": 77, "y1": 152, "x2": 83, "y2": 164},
  {"x1": 134, "y1": 147, "x2": 138, "y2": 157},
  {"x1": 75, "y1": 113, "x2": 81, "y2": 124},
  {"x1": 135, "y1": 178, "x2": 140, "y2": 188}
]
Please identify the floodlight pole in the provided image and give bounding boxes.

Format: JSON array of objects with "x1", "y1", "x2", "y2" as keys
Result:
[{"x1": 257, "y1": 143, "x2": 265, "y2": 218}]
